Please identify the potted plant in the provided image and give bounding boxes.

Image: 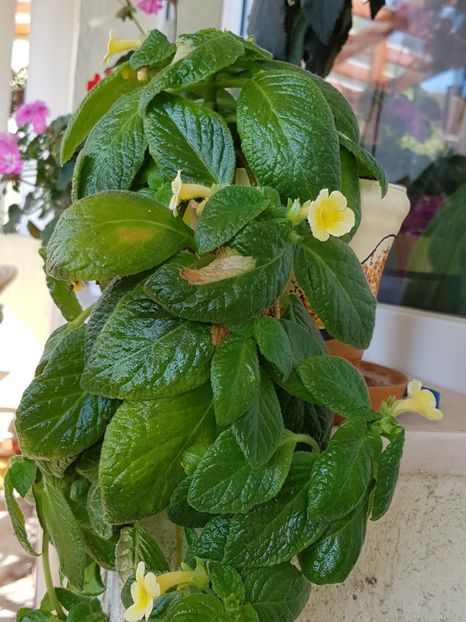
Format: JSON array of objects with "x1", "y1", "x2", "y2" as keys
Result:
[{"x1": 6, "y1": 27, "x2": 440, "y2": 622}]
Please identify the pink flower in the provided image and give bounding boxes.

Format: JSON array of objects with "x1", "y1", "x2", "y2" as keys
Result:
[
  {"x1": 0, "y1": 132, "x2": 23, "y2": 176},
  {"x1": 137, "y1": 0, "x2": 164, "y2": 14},
  {"x1": 16, "y1": 100, "x2": 49, "y2": 134}
]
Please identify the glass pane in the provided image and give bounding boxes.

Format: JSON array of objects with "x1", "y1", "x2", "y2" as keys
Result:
[{"x1": 329, "y1": 0, "x2": 466, "y2": 317}]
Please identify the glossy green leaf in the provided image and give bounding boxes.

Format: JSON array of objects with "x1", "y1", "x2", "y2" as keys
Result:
[
  {"x1": 165, "y1": 593, "x2": 230, "y2": 622},
  {"x1": 279, "y1": 393, "x2": 332, "y2": 450},
  {"x1": 145, "y1": 219, "x2": 293, "y2": 324},
  {"x1": 82, "y1": 282, "x2": 213, "y2": 399},
  {"x1": 139, "y1": 29, "x2": 244, "y2": 112},
  {"x1": 239, "y1": 604, "x2": 260, "y2": 622},
  {"x1": 83, "y1": 528, "x2": 118, "y2": 571},
  {"x1": 195, "y1": 186, "x2": 269, "y2": 254},
  {"x1": 237, "y1": 70, "x2": 340, "y2": 202},
  {"x1": 224, "y1": 452, "x2": 326, "y2": 568},
  {"x1": 16, "y1": 609, "x2": 60, "y2": 622},
  {"x1": 339, "y1": 133, "x2": 388, "y2": 196},
  {"x1": 254, "y1": 317, "x2": 294, "y2": 378},
  {"x1": 307, "y1": 421, "x2": 381, "y2": 521},
  {"x1": 231, "y1": 371, "x2": 284, "y2": 467},
  {"x1": 16, "y1": 326, "x2": 115, "y2": 460},
  {"x1": 129, "y1": 29, "x2": 176, "y2": 70},
  {"x1": 372, "y1": 428, "x2": 405, "y2": 520},
  {"x1": 115, "y1": 523, "x2": 168, "y2": 583},
  {"x1": 87, "y1": 484, "x2": 112, "y2": 540},
  {"x1": 35, "y1": 324, "x2": 72, "y2": 376},
  {"x1": 188, "y1": 431, "x2": 295, "y2": 514},
  {"x1": 34, "y1": 479, "x2": 86, "y2": 589},
  {"x1": 144, "y1": 93, "x2": 235, "y2": 185},
  {"x1": 99, "y1": 386, "x2": 215, "y2": 523},
  {"x1": 73, "y1": 88, "x2": 146, "y2": 199},
  {"x1": 242, "y1": 563, "x2": 310, "y2": 622},
  {"x1": 8, "y1": 456, "x2": 37, "y2": 497},
  {"x1": 294, "y1": 234, "x2": 376, "y2": 349},
  {"x1": 299, "y1": 499, "x2": 368, "y2": 584},
  {"x1": 211, "y1": 336, "x2": 260, "y2": 427},
  {"x1": 185, "y1": 515, "x2": 232, "y2": 565},
  {"x1": 209, "y1": 561, "x2": 246, "y2": 604},
  {"x1": 4, "y1": 470, "x2": 39, "y2": 556},
  {"x1": 168, "y1": 477, "x2": 210, "y2": 528},
  {"x1": 46, "y1": 191, "x2": 193, "y2": 281},
  {"x1": 61, "y1": 62, "x2": 140, "y2": 164},
  {"x1": 297, "y1": 356, "x2": 371, "y2": 420},
  {"x1": 340, "y1": 146, "x2": 361, "y2": 237},
  {"x1": 45, "y1": 274, "x2": 82, "y2": 321}
]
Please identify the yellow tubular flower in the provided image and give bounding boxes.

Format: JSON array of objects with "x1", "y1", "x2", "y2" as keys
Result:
[
  {"x1": 103, "y1": 30, "x2": 141, "y2": 65},
  {"x1": 169, "y1": 171, "x2": 212, "y2": 216},
  {"x1": 306, "y1": 189, "x2": 355, "y2": 242},
  {"x1": 392, "y1": 380, "x2": 443, "y2": 421},
  {"x1": 124, "y1": 562, "x2": 160, "y2": 622}
]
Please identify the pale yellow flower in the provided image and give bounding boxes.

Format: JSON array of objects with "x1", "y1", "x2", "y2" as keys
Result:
[
  {"x1": 393, "y1": 379, "x2": 443, "y2": 421},
  {"x1": 306, "y1": 189, "x2": 355, "y2": 242},
  {"x1": 169, "y1": 170, "x2": 183, "y2": 215},
  {"x1": 103, "y1": 30, "x2": 141, "y2": 65},
  {"x1": 124, "y1": 562, "x2": 160, "y2": 622},
  {"x1": 168, "y1": 171, "x2": 212, "y2": 217}
]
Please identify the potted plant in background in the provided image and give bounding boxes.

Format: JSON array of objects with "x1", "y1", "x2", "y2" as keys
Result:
[{"x1": 5, "y1": 26, "x2": 440, "y2": 622}]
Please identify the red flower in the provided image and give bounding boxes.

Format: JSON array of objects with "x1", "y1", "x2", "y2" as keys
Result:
[{"x1": 87, "y1": 73, "x2": 101, "y2": 91}]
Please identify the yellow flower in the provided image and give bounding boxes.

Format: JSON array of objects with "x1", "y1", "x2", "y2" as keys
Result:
[
  {"x1": 124, "y1": 562, "x2": 160, "y2": 622},
  {"x1": 168, "y1": 171, "x2": 212, "y2": 217},
  {"x1": 393, "y1": 379, "x2": 443, "y2": 421},
  {"x1": 169, "y1": 170, "x2": 183, "y2": 215},
  {"x1": 103, "y1": 30, "x2": 141, "y2": 65},
  {"x1": 306, "y1": 189, "x2": 355, "y2": 242}
]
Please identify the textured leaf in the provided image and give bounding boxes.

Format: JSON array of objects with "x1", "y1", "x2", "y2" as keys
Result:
[
  {"x1": 165, "y1": 593, "x2": 230, "y2": 622},
  {"x1": 224, "y1": 452, "x2": 326, "y2": 568},
  {"x1": 83, "y1": 528, "x2": 118, "y2": 571},
  {"x1": 16, "y1": 610, "x2": 60, "y2": 622},
  {"x1": 99, "y1": 386, "x2": 215, "y2": 523},
  {"x1": 297, "y1": 356, "x2": 371, "y2": 420},
  {"x1": 16, "y1": 326, "x2": 115, "y2": 460},
  {"x1": 237, "y1": 70, "x2": 340, "y2": 202},
  {"x1": 87, "y1": 484, "x2": 112, "y2": 540},
  {"x1": 309, "y1": 73, "x2": 359, "y2": 142},
  {"x1": 144, "y1": 93, "x2": 235, "y2": 185},
  {"x1": 299, "y1": 499, "x2": 368, "y2": 584},
  {"x1": 372, "y1": 428, "x2": 405, "y2": 520},
  {"x1": 339, "y1": 133, "x2": 388, "y2": 196},
  {"x1": 4, "y1": 470, "x2": 39, "y2": 556},
  {"x1": 45, "y1": 274, "x2": 82, "y2": 321},
  {"x1": 195, "y1": 186, "x2": 269, "y2": 254},
  {"x1": 61, "y1": 62, "x2": 139, "y2": 164},
  {"x1": 340, "y1": 146, "x2": 361, "y2": 237},
  {"x1": 73, "y1": 88, "x2": 146, "y2": 199},
  {"x1": 46, "y1": 191, "x2": 193, "y2": 281},
  {"x1": 82, "y1": 282, "x2": 213, "y2": 399},
  {"x1": 209, "y1": 561, "x2": 245, "y2": 604},
  {"x1": 185, "y1": 515, "x2": 232, "y2": 565},
  {"x1": 188, "y1": 431, "x2": 294, "y2": 514},
  {"x1": 294, "y1": 234, "x2": 376, "y2": 349},
  {"x1": 8, "y1": 456, "x2": 37, "y2": 497},
  {"x1": 129, "y1": 29, "x2": 175, "y2": 70},
  {"x1": 145, "y1": 219, "x2": 293, "y2": 324},
  {"x1": 35, "y1": 324, "x2": 72, "y2": 376},
  {"x1": 167, "y1": 478, "x2": 210, "y2": 528},
  {"x1": 211, "y1": 336, "x2": 260, "y2": 427},
  {"x1": 242, "y1": 564, "x2": 310, "y2": 622},
  {"x1": 115, "y1": 523, "x2": 168, "y2": 583},
  {"x1": 307, "y1": 422, "x2": 381, "y2": 521},
  {"x1": 34, "y1": 479, "x2": 86, "y2": 589},
  {"x1": 231, "y1": 371, "x2": 284, "y2": 467},
  {"x1": 279, "y1": 393, "x2": 332, "y2": 450},
  {"x1": 254, "y1": 317, "x2": 294, "y2": 378}
]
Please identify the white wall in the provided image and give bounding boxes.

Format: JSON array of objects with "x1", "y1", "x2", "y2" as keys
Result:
[{"x1": 0, "y1": 0, "x2": 16, "y2": 131}]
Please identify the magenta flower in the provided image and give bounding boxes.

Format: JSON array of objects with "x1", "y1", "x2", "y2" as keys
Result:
[
  {"x1": 0, "y1": 132, "x2": 23, "y2": 176},
  {"x1": 16, "y1": 100, "x2": 49, "y2": 134},
  {"x1": 137, "y1": 0, "x2": 164, "y2": 14}
]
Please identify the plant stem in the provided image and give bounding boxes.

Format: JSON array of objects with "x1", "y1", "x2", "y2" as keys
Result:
[
  {"x1": 42, "y1": 531, "x2": 66, "y2": 620},
  {"x1": 294, "y1": 433, "x2": 321, "y2": 453},
  {"x1": 68, "y1": 303, "x2": 95, "y2": 329},
  {"x1": 175, "y1": 525, "x2": 183, "y2": 568}
]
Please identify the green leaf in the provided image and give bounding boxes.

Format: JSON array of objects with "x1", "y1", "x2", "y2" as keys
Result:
[
  {"x1": 294, "y1": 235, "x2": 376, "y2": 349},
  {"x1": 16, "y1": 326, "x2": 115, "y2": 460},
  {"x1": 188, "y1": 430, "x2": 295, "y2": 514},
  {"x1": 145, "y1": 219, "x2": 293, "y2": 324},
  {"x1": 371, "y1": 428, "x2": 405, "y2": 521},
  {"x1": 299, "y1": 499, "x2": 368, "y2": 584},
  {"x1": 81, "y1": 282, "x2": 213, "y2": 399},
  {"x1": 8, "y1": 456, "x2": 37, "y2": 497},
  {"x1": 34, "y1": 479, "x2": 86, "y2": 589},
  {"x1": 195, "y1": 186, "x2": 269, "y2": 254},
  {"x1": 340, "y1": 146, "x2": 361, "y2": 238},
  {"x1": 73, "y1": 88, "x2": 147, "y2": 199},
  {"x1": 239, "y1": 604, "x2": 260, "y2": 622},
  {"x1": 168, "y1": 477, "x2": 210, "y2": 528},
  {"x1": 99, "y1": 385, "x2": 215, "y2": 523},
  {"x1": 45, "y1": 274, "x2": 82, "y2": 321},
  {"x1": 224, "y1": 452, "x2": 326, "y2": 568},
  {"x1": 237, "y1": 69, "x2": 340, "y2": 202},
  {"x1": 46, "y1": 191, "x2": 193, "y2": 281},
  {"x1": 185, "y1": 515, "x2": 232, "y2": 565},
  {"x1": 35, "y1": 324, "x2": 72, "y2": 376},
  {"x1": 87, "y1": 484, "x2": 112, "y2": 540},
  {"x1": 339, "y1": 133, "x2": 388, "y2": 196},
  {"x1": 307, "y1": 421, "x2": 381, "y2": 521},
  {"x1": 297, "y1": 356, "x2": 371, "y2": 420},
  {"x1": 209, "y1": 561, "x2": 246, "y2": 604},
  {"x1": 16, "y1": 609, "x2": 60, "y2": 622},
  {"x1": 254, "y1": 317, "x2": 294, "y2": 378},
  {"x1": 279, "y1": 393, "x2": 332, "y2": 450},
  {"x1": 144, "y1": 93, "x2": 235, "y2": 185},
  {"x1": 231, "y1": 371, "x2": 284, "y2": 467},
  {"x1": 115, "y1": 523, "x2": 168, "y2": 583},
  {"x1": 139, "y1": 30, "x2": 244, "y2": 112},
  {"x1": 242, "y1": 564, "x2": 310, "y2": 622},
  {"x1": 55, "y1": 588, "x2": 108, "y2": 621},
  {"x1": 282, "y1": 294, "x2": 323, "y2": 339},
  {"x1": 61, "y1": 62, "x2": 139, "y2": 164},
  {"x1": 129, "y1": 29, "x2": 176, "y2": 70},
  {"x1": 211, "y1": 336, "x2": 260, "y2": 427},
  {"x1": 165, "y1": 593, "x2": 230, "y2": 622},
  {"x1": 4, "y1": 470, "x2": 39, "y2": 556},
  {"x1": 83, "y1": 528, "x2": 118, "y2": 571}
]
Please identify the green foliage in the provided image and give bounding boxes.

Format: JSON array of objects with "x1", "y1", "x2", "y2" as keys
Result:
[
  {"x1": 115, "y1": 523, "x2": 168, "y2": 582},
  {"x1": 371, "y1": 428, "x2": 405, "y2": 520}
]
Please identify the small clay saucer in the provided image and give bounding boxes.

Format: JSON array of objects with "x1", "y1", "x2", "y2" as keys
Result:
[{"x1": 360, "y1": 360, "x2": 409, "y2": 411}]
